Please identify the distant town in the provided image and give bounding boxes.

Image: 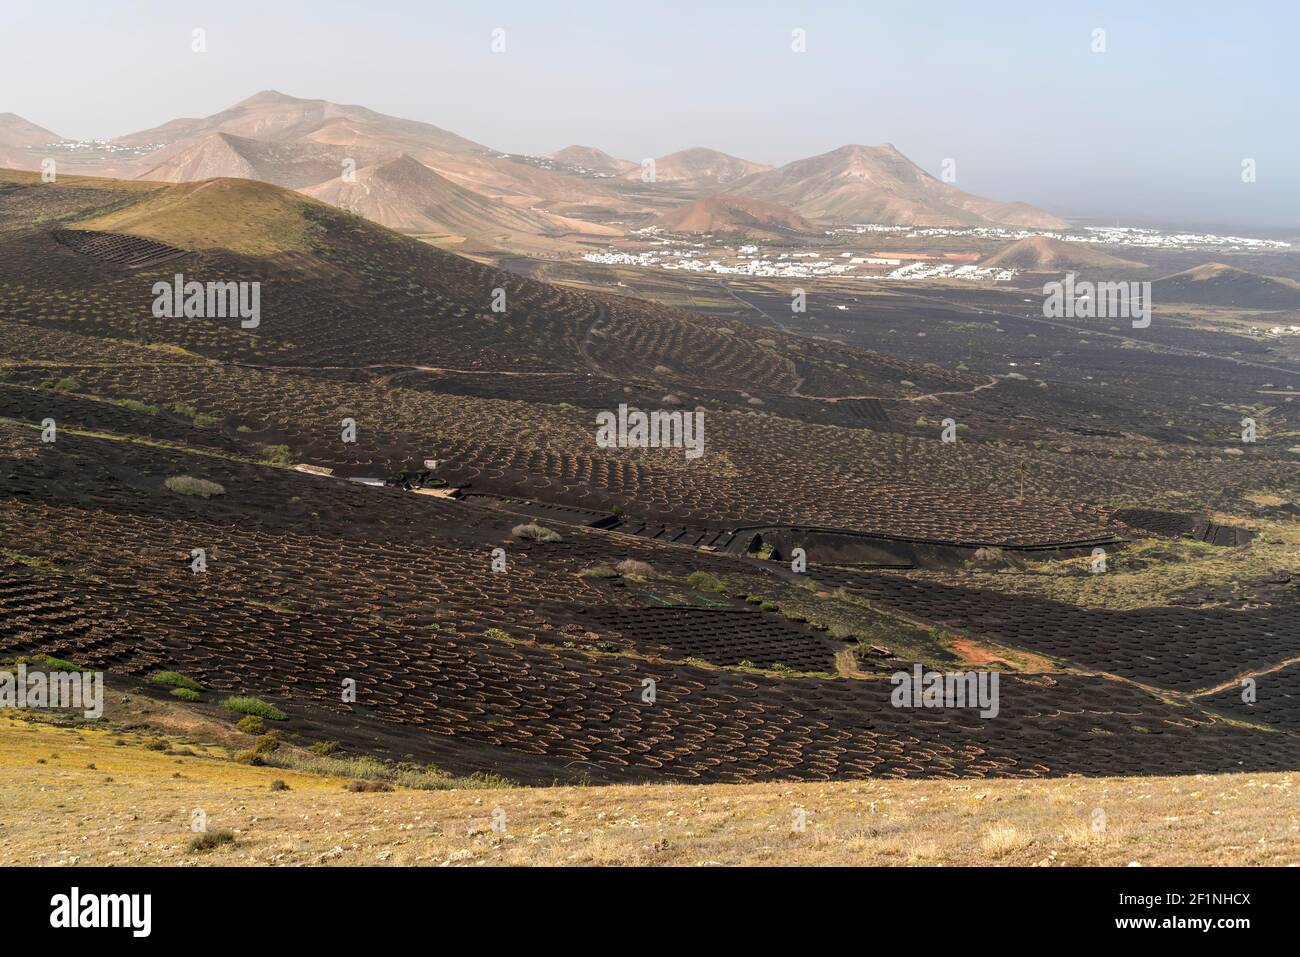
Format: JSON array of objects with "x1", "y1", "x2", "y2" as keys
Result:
[{"x1": 830, "y1": 223, "x2": 1292, "y2": 251}]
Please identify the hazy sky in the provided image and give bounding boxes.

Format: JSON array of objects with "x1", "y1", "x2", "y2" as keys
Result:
[{"x1": 5, "y1": 0, "x2": 1296, "y2": 229}]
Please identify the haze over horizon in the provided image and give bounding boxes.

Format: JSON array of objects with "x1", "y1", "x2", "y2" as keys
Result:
[{"x1": 4, "y1": 0, "x2": 1295, "y2": 229}]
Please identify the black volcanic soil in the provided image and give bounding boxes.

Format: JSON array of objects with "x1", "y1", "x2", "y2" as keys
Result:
[{"x1": 2, "y1": 175, "x2": 1298, "y2": 784}]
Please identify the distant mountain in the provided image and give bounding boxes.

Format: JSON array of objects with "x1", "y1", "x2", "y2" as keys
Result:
[
  {"x1": 981, "y1": 236, "x2": 1146, "y2": 271},
  {"x1": 117, "y1": 90, "x2": 488, "y2": 155},
  {"x1": 301, "y1": 154, "x2": 616, "y2": 239},
  {"x1": 1, "y1": 93, "x2": 1087, "y2": 242},
  {"x1": 0, "y1": 113, "x2": 63, "y2": 147},
  {"x1": 548, "y1": 145, "x2": 637, "y2": 175},
  {"x1": 0, "y1": 113, "x2": 64, "y2": 169},
  {"x1": 138, "y1": 130, "x2": 355, "y2": 189},
  {"x1": 126, "y1": 91, "x2": 633, "y2": 218},
  {"x1": 1152, "y1": 262, "x2": 1300, "y2": 309},
  {"x1": 656, "y1": 195, "x2": 819, "y2": 239},
  {"x1": 726, "y1": 144, "x2": 1065, "y2": 228},
  {"x1": 625, "y1": 147, "x2": 772, "y2": 187}
]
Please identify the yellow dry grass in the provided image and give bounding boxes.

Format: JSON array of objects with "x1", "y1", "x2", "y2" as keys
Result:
[
  {"x1": 2, "y1": 716, "x2": 1296, "y2": 866},
  {"x1": 945, "y1": 514, "x2": 1299, "y2": 611},
  {"x1": 77, "y1": 177, "x2": 329, "y2": 255}
]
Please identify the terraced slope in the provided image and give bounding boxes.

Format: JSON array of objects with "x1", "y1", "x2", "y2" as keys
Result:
[
  {"x1": 0, "y1": 174, "x2": 1153, "y2": 547},
  {"x1": 1, "y1": 423, "x2": 1294, "y2": 783},
  {"x1": 2, "y1": 171, "x2": 1297, "y2": 788}
]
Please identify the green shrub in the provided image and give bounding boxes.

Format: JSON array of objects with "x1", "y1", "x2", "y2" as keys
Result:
[
  {"x1": 165, "y1": 475, "x2": 226, "y2": 498},
  {"x1": 171, "y1": 401, "x2": 200, "y2": 419},
  {"x1": 186, "y1": 829, "x2": 235, "y2": 853},
  {"x1": 577, "y1": 564, "x2": 618, "y2": 579},
  {"x1": 221, "y1": 696, "x2": 287, "y2": 721},
  {"x1": 191, "y1": 412, "x2": 223, "y2": 429},
  {"x1": 260, "y1": 444, "x2": 293, "y2": 467},
  {"x1": 118, "y1": 399, "x2": 159, "y2": 415},
  {"x1": 251, "y1": 733, "x2": 280, "y2": 756},
  {"x1": 53, "y1": 377, "x2": 81, "y2": 392},
  {"x1": 39, "y1": 655, "x2": 89, "y2": 672},
  {"x1": 236, "y1": 714, "x2": 266, "y2": 735},
  {"x1": 150, "y1": 670, "x2": 204, "y2": 692},
  {"x1": 462, "y1": 771, "x2": 515, "y2": 789},
  {"x1": 261, "y1": 751, "x2": 512, "y2": 792},
  {"x1": 511, "y1": 523, "x2": 561, "y2": 543},
  {"x1": 309, "y1": 740, "x2": 339, "y2": 756},
  {"x1": 170, "y1": 687, "x2": 201, "y2": 702},
  {"x1": 687, "y1": 571, "x2": 726, "y2": 593}
]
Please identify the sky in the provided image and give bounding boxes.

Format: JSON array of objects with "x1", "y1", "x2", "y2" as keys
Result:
[{"x1": 4, "y1": 0, "x2": 1296, "y2": 229}]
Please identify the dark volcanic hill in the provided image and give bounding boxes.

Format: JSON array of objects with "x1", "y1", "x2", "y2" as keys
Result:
[
  {"x1": 981, "y1": 236, "x2": 1147, "y2": 272},
  {"x1": 1, "y1": 169, "x2": 1297, "y2": 791},
  {"x1": 0, "y1": 171, "x2": 1122, "y2": 548},
  {"x1": 1153, "y1": 262, "x2": 1300, "y2": 309}
]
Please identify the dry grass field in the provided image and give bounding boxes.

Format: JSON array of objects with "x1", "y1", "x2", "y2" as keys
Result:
[{"x1": 2, "y1": 714, "x2": 1296, "y2": 867}]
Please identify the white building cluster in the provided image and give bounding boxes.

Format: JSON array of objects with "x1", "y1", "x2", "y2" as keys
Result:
[
  {"x1": 886, "y1": 262, "x2": 1017, "y2": 282},
  {"x1": 582, "y1": 249, "x2": 858, "y2": 278},
  {"x1": 583, "y1": 216, "x2": 1288, "y2": 285},
  {"x1": 39, "y1": 139, "x2": 164, "y2": 157},
  {"x1": 582, "y1": 246, "x2": 1017, "y2": 281},
  {"x1": 829, "y1": 223, "x2": 1291, "y2": 252}
]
